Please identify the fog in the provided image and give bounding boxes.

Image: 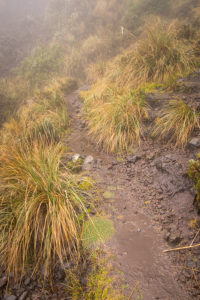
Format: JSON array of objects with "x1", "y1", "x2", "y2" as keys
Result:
[{"x1": 0, "y1": 0, "x2": 48, "y2": 75}]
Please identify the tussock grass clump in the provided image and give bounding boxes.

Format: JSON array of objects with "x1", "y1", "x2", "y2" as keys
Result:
[
  {"x1": 0, "y1": 141, "x2": 89, "y2": 278},
  {"x1": 1, "y1": 94, "x2": 68, "y2": 146},
  {"x1": 153, "y1": 100, "x2": 200, "y2": 147},
  {"x1": 130, "y1": 20, "x2": 197, "y2": 84},
  {"x1": 83, "y1": 87, "x2": 149, "y2": 152},
  {"x1": 101, "y1": 19, "x2": 199, "y2": 89}
]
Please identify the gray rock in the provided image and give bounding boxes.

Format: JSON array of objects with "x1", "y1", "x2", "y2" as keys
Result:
[
  {"x1": 84, "y1": 155, "x2": 94, "y2": 165},
  {"x1": 24, "y1": 278, "x2": 31, "y2": 286},
  {"x1": 19, "y1": 291, "x2": 28, "y2": 300},
  {"x1": 127, "y1": 155, "x2": 141, "y2": 164},
  {"x1": 4, "y1": 295, "x2": 17, "y2": 300},
  {"x1": 189, "y1": 137, "x2": 200, "y2": 147},
  {"x1": 0, "y1": 276, "x2": 7, "y2": 288},
  {"x1": 72, "y1": 154, "x2": 81, "y2": 163}
]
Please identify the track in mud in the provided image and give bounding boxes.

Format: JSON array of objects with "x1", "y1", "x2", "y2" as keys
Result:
[{"x1": 66, "y1": 87, "x2": 192, "y2": 300}]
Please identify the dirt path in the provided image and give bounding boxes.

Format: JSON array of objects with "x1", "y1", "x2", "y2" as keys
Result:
[{"x1": 66, "y1": 87, "x2": 194, "y2": 300}]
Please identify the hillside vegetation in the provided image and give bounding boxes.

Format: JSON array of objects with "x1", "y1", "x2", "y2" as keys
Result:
[{"x1": 0, "y1": 0, "x2": 200, "y2": 298}]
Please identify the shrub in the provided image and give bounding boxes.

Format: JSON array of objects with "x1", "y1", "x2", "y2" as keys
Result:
[
  {"x1": 19, "y1": 44, "x2": 65, "y2": 89},
  {"x1": 0, "y1": 76, "x2": 30, "y2": 126},
  {"x1": 124, "y1": 0, "x2": 172, "y2": 31},
  {"x1": 153, "y1": 100, "x2": 200, "y2": 147},
  {"x1": 83, "y1": 87, "x2": 149, "y2": 152},
  {"x1": 0, "y1": 141, "x2": 90, "y2": 278}
]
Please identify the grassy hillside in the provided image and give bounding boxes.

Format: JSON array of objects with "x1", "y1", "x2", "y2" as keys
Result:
[{"x1": 0, "y1": 0, "x2": 200, "y2": 297}]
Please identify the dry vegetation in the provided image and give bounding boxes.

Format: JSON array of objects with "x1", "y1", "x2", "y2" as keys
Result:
[
  {"x1": 82, "y1": 17, "x2": 200, "y2": 152},
  {"x1": 153, "y1": 100, "x2": 200, "y2": 147},
  {"x1": 1, "y1": 0, "x2": 200, "y2": 297},
  {"x1": 83, "y1": 87, "x2": 149, "y2": 152}
]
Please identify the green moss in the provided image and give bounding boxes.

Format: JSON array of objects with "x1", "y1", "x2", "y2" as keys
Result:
[
  {"x1": 82, "y1": 217, "x2": 115, "y2": 249},
  {"x1": 137, "y1": 82, "x2": 166, "y2": 93},
  {"x1": 79, "y1": 177, "x2": 94, "y2": 191},
  {"x1": 66, "y1": 253, "x2": 127, "y2": 300},
  {"x1": 103, "y1": 191, "x2": 115, "y2": 199},
  {"x1": 188, "y1": 155, "x2": 200, "y2": 208},
  {"x1": 67, "y1": 157, "x2": 84, "y2": 173}
]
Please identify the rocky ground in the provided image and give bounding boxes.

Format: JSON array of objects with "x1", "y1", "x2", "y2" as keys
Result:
[{"x1": 1, "y1": 72, "x2": 200, "y2": 299}]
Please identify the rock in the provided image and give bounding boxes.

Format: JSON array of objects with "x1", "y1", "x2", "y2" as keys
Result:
[
  {"x1": 189, "y1": 137, "x2": 200, "y2": 147},
  {"x1": 127, "y1": 155, "x2": 141, "y2": 164},
  {"x1": 19, "y1": 291, "x2": 28, "y2": 300},
  {"x1": 72, "y1": 154, "x2": 81, "y2": 163},
  {"x1": 83, "y1": 155, "x2": 94, "y2": 166},
  {"x1": 168, "y1": 232, "x2": 182, "y2": 245},
  {"x1": 4, "y1": 295, "x2": 17, "y2": 300},
  {"x1": 0, "y1": 276, "x2": 7, "y2": 288},
  {"x1": 24, "y1": 278, "x2": 31, "y2": 286}
]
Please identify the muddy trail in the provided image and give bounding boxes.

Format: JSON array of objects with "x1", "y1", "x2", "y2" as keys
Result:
[{"x1": 66, "y1": 85, "x2": 200, "y2": 300}]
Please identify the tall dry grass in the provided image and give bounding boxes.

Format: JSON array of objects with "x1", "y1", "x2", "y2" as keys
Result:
[
  {"x1": 153, "y1": 100, "x2": 200, "y2": 147},
  {"x1": 0, "y1": 140, "x2": 89, "y2": 278},
  {"x1": 100, "y1": 19, "x2": 199, "y2": 89},
  {"x1": 83, "y1": 86, "x2": 149, "y2": 152}
]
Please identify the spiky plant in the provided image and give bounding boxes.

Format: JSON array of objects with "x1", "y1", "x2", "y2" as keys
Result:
[
  {"x1": 0, "y1": 140, "x2": 89, "y2": 278},
  {"x1": 153, "y1": 100, "x2": 200, "y2": 147},
  {"x1": 83, "y1": 87, "x2": 149, "y2": 152}
]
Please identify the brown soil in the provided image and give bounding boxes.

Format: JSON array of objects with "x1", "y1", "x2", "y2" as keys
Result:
[{"x1": 65, "y1": 83, "x2": 200, "y2": 300}]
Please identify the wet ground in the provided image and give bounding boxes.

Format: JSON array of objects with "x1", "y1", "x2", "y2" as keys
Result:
[{"x1": 66, "y1": 86, "x2": 200, "y2": 299}]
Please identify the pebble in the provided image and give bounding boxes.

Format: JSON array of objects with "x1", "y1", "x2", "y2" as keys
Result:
[
  {"x1": 4, "y1": 295, "x2": 17, "y2": 300},
  {"x1": 0, "y1": 276, "x2": 7, "y2": 288},
  {"x1": 72, "y1": 153, "x2": 81, "y2": 163},
  {"x1": 24, "y1": 278, "x2": 31, "y2": 286},
  {"x1": 84, "y1": 155, "x2": 94, "y2": 166},
  {"x1": 19, "y1": 291, "x2": 28, "y2": 300}
]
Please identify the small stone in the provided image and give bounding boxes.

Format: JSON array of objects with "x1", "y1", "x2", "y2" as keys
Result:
[
  {"x1": 84, "y1": 155, "x2": 94, "y2": 165},
  {"x1": 189, "y1": 137, "x2": 200, "y2": 147},
  {"x1": 0, "y1": 276, "x2": 7, "y2": 288},
  {"x1": 24, "y1": 278, "x2": 31, "y2": 286},
  {"x1": 127, "y1": 155, "x2": 141, "y2": 164},
  {"x1": 136, "y1": 228, "x2": 141, "y2": 233},
  {"x1": 4, "y1": 295, "x2": 17, "y2": 300},
  {"x1": 19, "y1": 291, "x2": 28, "y2": 300},
  {"x1": 72, "y1": 154, "x2": 81, "y2": 163}
]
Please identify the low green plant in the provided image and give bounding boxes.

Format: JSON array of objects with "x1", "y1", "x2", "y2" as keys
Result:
[
  {"x1": 66, "y1": 252, "x2": 126, "y2": 300},
  {"x1": 68, "y1": 157, "x2": 84, "y2": 173},
  {"x1": 153, "y1": 100, "x2": 200, "y2": 147},
  {"x1": 188, "y1": 155, "x2": 200, "y2": 207},
  {"x1": 82, "y1": 216, "x2": 115, "y2": 249},
  {"x1": 83, "y1": 87, "x2": 149, "y2": 152}
]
